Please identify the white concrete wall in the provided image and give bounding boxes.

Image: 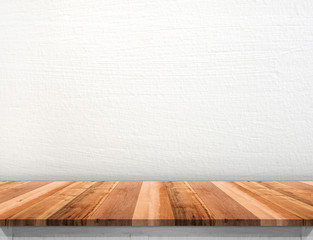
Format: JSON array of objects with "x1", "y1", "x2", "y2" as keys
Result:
[{"x1": 1, "y1": 0, "x2": 313, "y2": 181}]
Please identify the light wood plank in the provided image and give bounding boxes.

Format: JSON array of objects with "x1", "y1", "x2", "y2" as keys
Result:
[
  {"x1": 189, "y1": 181, "x2": 259, "y2": 226},
  {"x1": 302, "y1": 181, "x2": 313, "y2": 187},
  {"x1": 0, "y1": 181, "x2": 73, "y2": 223},
  {"x1": 213, "y1": 181, "x2": 302, "y2": 226},
  {"x1": 259, "y1": 181, "x2": 313, "y2": 206},
  {"x1": 0, "y1": 182, "x2": 51, "y2": 204},
  {"x1": 236, "y1": 181, "x2": 313, "y2": 226},
  {"x1": 7, "y1": 182, "x2": 96, "y2": 226},
  {"x1": 284, "y1": 181, "x2": 313, "y2": 192},
  {"x1": 132, "y1": 181, "x2": 174, "y2": 226},
  {"x1": 0, "y1": 182, "x2": 28, "y2": 193}
]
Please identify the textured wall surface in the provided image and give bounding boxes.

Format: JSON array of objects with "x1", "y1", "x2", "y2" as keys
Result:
[{"x1": 1, "y1": 0, "x2": 313, "y2": 181}]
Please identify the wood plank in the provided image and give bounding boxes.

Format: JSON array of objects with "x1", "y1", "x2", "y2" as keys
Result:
[
  {"x1": 0, "y1": 182, "x2": 51, "y2": 204},
  {"x1": 48, "y1": 181, "x2": 118, "y2": 226},
  {"x1": 165, "y1": 181, "x2": 215, "y2": 226},
  {"x1": 0, "y1": 181, "x2": 73, "y2": 225},
  {"x1": 88, "y1": 182, "x2": 142, "y2": 226},
  {"x1": 236, "y1": 181, "x2": 313, "y2": 226},
  {"x1": 259, "y1": 181, "x2": 313, "y2": 206},
  {"x1": 213, "y1": 181, "x2": 302, "y2": 226},
  {"x1": 189, "y1": 181, "x2": 259, "y2": 226},
  {"x1": 302, "y1": 181, "x2": 313, "y2": 187},
  {"x1": 132, "y1": 181, "x2": 174, "y2": 226},
  {"x1": 283, "y1": 181, "x2": 313, "y2": 192},
  {"x1": 0, "y1": 181, "x2": 312, "y2": 226},
  {"x1": 7, "y1": 182, "x2": 96, "y2": 226},
  {"x1": 0, "y1": 182, "x2": 28, "y2": 193}
]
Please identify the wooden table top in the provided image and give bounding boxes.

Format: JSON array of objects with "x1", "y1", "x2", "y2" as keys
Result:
[{"x1": 0, "y1": 181, "x2": 312, "y2": 226}]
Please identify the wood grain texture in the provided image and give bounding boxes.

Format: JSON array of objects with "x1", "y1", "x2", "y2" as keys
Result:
[
  {"x1": 165, "y1": 181, "x2": 215, "y2": 226},
  {"x1": 0, "y1": 182, "x2": 51, "y2": 204},
  {"x1": 189, "y1": 181, "x2": 259, "y2": 226},
  {"x1": 88, "y1": 182, "x2": 142, "y2": 226},
  {"x1": 132, "y1": 182, "x2": 174, "y2": 226},
  {"x1": 7, "y1": 182, "x2": 95, "y2": 226},
  {"x1": 0, "y1": 182, "x2": 28, "y2": 193},
  {"x1": 0, "y1": 181, "x2": 312, "y2": 226},
  {"x1": 259, "y1": 182, "x2": 313, "y2": 207},
  {"x1": 235, "y1": 182, "x2": 313, "y2": 226},
  {"x1": 48, "y1": 181, "x2": 118, "y2": 226},
  {"x1": 213, "y1": 181, "x2": 302, "y2": 226},
  {"x1": 0, "y1": 182, "x2": 73, "y2": 225}
]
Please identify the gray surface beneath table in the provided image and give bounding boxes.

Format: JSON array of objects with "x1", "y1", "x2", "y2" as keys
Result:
[{"x1": 1, "y1": 226, "x2": 313, "y2": 240}]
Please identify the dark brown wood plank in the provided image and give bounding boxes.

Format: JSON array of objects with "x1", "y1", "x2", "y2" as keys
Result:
[
  {"x1": 48, "y1": 181, "x2": 118, "y2": 226},
  {"x1": 88, "y1": 182, "x2": 142, "y2": 226},
  {"x1": 132, "y1": 181, "x2": 174, "y2": 226},
  {"x1": 189, "y1": 181, "x2": 259, "y2": 226},
  {"x1": 165, "y1": 181, "x2": 215, "y2": 226}
]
